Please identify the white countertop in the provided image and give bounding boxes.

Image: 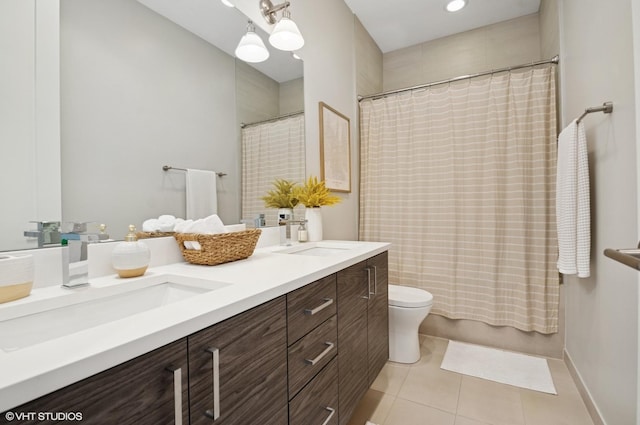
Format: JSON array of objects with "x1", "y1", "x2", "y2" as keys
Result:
[{"x1": 0, "y1": 240, "x2": 389, "y2": 411}]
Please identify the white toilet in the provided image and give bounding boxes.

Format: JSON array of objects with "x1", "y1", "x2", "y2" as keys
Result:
[{"x1": 388, "y1": 284, "x2": 433, "y2": 364}]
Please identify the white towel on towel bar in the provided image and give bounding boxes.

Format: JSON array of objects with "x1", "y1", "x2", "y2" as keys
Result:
[
  {"x1": 556, "y1": 119, "x2": 590, "y2": 278},
  {"x1": 186, "y1": 169, "x2": 218, "y2": 220}
]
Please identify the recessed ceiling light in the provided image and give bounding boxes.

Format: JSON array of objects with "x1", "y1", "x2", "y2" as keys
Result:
[
  {"x1": 220, "y1": 0, "x2": 235, "y2": 7},
  {"x1": 446, "y1": 0, "x2": 467, "y2": 12}
]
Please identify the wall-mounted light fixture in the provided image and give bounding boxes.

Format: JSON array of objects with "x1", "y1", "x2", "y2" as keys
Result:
[
  {"x1": 235, "y1": 20, "x2": 270, "y2": 63},
  {"x1": 259, "y1": 0, "x2": 304, "y2": 51}
]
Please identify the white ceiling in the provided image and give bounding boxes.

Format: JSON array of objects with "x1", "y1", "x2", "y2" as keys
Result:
[
  {"x1": 138, "y1": 0, "x2": 541, "y2": 82},
  {"x1": 343, "y1": 0, "x2": 541, "y2": 53}
]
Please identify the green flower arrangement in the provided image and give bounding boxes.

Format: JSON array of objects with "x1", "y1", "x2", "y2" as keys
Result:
[
  {"x1": 261, "y1": 179, "x2": 299, "y2": 209},
  {"x1": 293, "y1": 176, "x2": 342, "y2": 208}
]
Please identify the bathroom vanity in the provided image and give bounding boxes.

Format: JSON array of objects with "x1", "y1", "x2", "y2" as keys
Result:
[{"x1": 0, "y1": 240, "x2": 389, "y2": 425}]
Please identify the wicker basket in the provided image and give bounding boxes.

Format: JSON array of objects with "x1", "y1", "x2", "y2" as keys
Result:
[
  {"x1": 136, "y1": 231, "x2": 175, "y2": 239},
  {"x1": 174, "y1": 229, "x2": 262, "y2": 266}
]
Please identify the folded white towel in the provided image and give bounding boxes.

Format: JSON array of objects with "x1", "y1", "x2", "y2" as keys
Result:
[
  {"x1": 556, "y1": 119, "x2": 590, "y2": 278},
  {"x1": 186, "y1": 169, "x2": 218, "y2": 220}
]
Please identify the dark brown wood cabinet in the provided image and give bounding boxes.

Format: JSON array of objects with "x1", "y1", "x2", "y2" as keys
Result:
[
  {"x1": 188, "y1": 296, "x2": 288, "y2": 425},
  {"x1": 289, "y1": 358, "x2": 339, "y2": 425},
  {"x1": 8, "y1": 338, "x2": 189, "y2": 425},
  {"x1": 2, "y1": 251, "x2": 388, "y2": 425},
  {"x1": 337, "y1": 252, "x2": 389, "y2": 425},
  {"x1": 366, "y1": 251, "x2": 389, "y2": 386}
]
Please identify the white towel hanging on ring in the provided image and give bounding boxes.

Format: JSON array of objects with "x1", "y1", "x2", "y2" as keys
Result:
[{"x1": 556, "y1": 119, "x2": 590, "y2": 278}]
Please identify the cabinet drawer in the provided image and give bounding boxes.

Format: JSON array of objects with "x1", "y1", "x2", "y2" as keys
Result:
[
  {"x1": 289, "y1": 358, "x2": 338, "y2": 425},
  {"x1": 287, "y1": 274, "x2": 337, "y2": 344},
  {"x1": 288, "y1": 315, "x2": 337, "y2": 398}
]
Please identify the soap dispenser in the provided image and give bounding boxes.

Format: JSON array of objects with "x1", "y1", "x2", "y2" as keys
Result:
[
  {"x1": 297, "y1": 219, "x2": 308, "y2": 243},
  {"x1": 111, "y1": 225, "x2": 150, "y2": 278}
]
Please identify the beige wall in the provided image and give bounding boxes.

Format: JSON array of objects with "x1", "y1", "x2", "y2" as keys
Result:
[
  {"x1": 355, "y1": 16, "x2": 383, "y2": 97},
  {"x1": 560, "y1": 1, "x2": 638, "y2": 424},
  {"x1": 235, "y1": 60, "x2": 280, "y2": 127},
  {"x1": 383, "y1": 14, "x2": 541, "y2": 92},
  {"x1": 279, "y1": 77, "x2": 304, "y2": 115}
]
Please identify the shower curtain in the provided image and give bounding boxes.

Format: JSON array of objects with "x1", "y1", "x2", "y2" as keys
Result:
[
  {"x1": 242, "y1": 114, "x2": 305, "y2": 227},
  {"x1": 359, "y1": 65, "x2": 559, "y2": 333}
]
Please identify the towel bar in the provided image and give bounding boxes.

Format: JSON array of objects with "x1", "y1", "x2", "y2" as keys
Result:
[
  {"x1": 576, "y1": 102, "x2": 613, "y2": 124},
  {"x1": 162, "y1": 165, "x2": 226, "y2": 177}
]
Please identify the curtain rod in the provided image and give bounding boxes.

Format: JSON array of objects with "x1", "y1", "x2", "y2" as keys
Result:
[
  {"x1": 240, "y1": 110, "x2": 304, "y2": 129},
  {"x1": 358, "y1": 55, "x2": 559, "y2": 102}
]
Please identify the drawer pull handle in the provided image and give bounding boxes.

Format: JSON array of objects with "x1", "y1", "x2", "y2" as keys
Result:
[
  {"x1": 304, "y1": 298, "x2": 334, "y2": 315},
  {"x1": 304, "y1": 341, "x2": 334, "y2": 366},
  {"x1": 321, "y1": 407, "x2": 336, "y2": 425},
  {"x1": 165, "y1": 366, "x2": 183, "y2": 425},
  {"x1": 204, "y1": 347, "x2": 220, "y2": 421}
]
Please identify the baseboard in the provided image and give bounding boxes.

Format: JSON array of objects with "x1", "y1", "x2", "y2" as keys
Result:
[{"x1": 563, "y1": 349, "x2": 606, "y2": 425}]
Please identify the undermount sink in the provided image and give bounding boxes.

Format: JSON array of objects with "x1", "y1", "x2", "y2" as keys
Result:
[
  {"x1": 0, "y1": 275, "x2": 229, "y2": 352},
  {"x1": 275, "y1": 241, "x2": 360, "y2": 256}
]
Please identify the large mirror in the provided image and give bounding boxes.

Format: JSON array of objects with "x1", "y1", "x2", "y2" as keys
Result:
[{"x1": 0, "y1": 0, "x2": 304, "y2": 252}]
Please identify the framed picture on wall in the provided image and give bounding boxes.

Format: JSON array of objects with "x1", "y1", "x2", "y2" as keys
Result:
[{"x1": 319, "y1": 101, "x2": 351, "y2": 192}]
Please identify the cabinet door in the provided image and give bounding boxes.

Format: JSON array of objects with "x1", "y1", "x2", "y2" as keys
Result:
[
  {"x1": 336, "y1": 260, "x2": 369, "y2": 425},
  {"x1": 8, "y1": 339, "x2": 188, "y2": 425},
  {"x1": 367, "y1": 251, "x2": 389, "y2": 386},
  {"x1": 188, "y1": 296, "x2": 288, "y2": 425}
]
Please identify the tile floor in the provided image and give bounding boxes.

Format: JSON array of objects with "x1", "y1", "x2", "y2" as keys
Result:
[{"x1": 347, "y1": 335, "x2": 594, "y2": 425}]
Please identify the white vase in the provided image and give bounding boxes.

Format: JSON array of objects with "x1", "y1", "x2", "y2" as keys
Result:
[{"x1": 305, "y1": 207, "x2": 323, "y2": 242}]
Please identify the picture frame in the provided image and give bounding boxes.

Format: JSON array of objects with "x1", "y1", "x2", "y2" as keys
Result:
[{"x1": 319, "y1": 101, "x2": 351, "y2": 192}]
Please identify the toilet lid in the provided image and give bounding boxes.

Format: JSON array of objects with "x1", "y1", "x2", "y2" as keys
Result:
[{"x1": 388, "y1": 284, "x2": 433, "y2": 308}]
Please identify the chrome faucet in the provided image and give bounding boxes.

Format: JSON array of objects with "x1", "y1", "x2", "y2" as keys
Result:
[
  {"x1": 60, "y1": 222, "x2": 109, "y2": 288},
  {"x1": 23, "y1": 221, "x2": 61, "y2": 247},
  {"x1": 278, "y1": 218, "x2": 307, "y2": 245}
]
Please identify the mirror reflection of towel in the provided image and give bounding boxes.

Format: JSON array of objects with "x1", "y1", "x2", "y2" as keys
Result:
[{"x1": 186, "y1": 169, "x2": 218, "y2": 220}]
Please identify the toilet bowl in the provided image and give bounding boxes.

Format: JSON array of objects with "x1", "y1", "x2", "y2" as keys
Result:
[{"x1": 388, "y1": 284, "x2": 433, "y2": 364}]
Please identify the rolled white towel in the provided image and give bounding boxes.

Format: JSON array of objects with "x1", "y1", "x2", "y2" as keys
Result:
[
  {"x1": 142, "y1": 218, "x2": 160, "y2": 232},
  {"x1": 158, "y1": 214, "x2": 176, "y2": 222},
  {"x1": 174, "y1": 219, "x2": 193, "y2": 233}
]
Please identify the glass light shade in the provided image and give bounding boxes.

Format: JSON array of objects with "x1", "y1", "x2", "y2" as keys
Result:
[
  {"x1": 235, "y1": 31, "x2": 270, "y2": 63},
  {"x1": 268, "y1": 17, "x2": 304, "y2": 51}
]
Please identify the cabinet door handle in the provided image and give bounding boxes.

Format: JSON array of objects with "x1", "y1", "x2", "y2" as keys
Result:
[
  {"x1": 372, "y1": 265, "x2": 378, "y2": 296},
  {"x1": 363, "y1": 267, "x2": 372, "y2": 299},
  {"x1": 321, "y1": 407, "x2": 336, "y2": 425},
  {"x1": 166, "y1": 366, "x2": 183, "y2": 425},
  {"x1": 304, "y1": 341, "x2": 335, "y2": 366},
  {"x1": 304, "y1": 298, "x2": 334, "y2": 315},
  {"x1": 204, "y1": 347, "x2": 220, "y2": 421}
]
